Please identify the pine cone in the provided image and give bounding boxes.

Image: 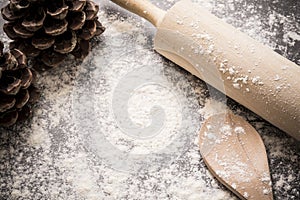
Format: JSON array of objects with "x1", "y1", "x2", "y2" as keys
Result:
[
  {"x1": 1, "y1": 0, "x2": 105, "y2": 69},
  {"x1": 0, "y1": 41, "x2": 38, "y2": 127}
]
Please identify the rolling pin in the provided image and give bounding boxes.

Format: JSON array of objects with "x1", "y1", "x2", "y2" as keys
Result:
[{"x1": 110, "y1": 0, "x2": 300, "y2": 141}]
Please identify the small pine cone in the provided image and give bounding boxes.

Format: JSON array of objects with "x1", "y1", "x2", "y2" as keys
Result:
[
  {"x1": 1, "y1": 0, "x2": 105, "y2": 69},
  {"x1": 0, "y1": 41, "x2": 39, "y2": 127}
]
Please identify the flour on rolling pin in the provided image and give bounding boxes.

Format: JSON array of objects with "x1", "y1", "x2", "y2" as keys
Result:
[{"x1": 154, "y1": 0, "x2": 300, "y2": 140}]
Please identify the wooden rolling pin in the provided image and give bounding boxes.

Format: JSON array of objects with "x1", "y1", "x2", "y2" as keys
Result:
[{"x1": 111, "y1": 0, "x2": 300, "y2": 141}]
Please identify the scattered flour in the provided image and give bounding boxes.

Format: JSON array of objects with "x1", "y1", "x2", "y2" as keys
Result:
[
  {"x1": 110, "y1": 20, "x2": 139, "y2": 33},
  {"x1": 0, "y1": 0, "x2": 299, "y2": 200},
  {"x1": 168, "y1": 176, "x2": 234, "y2": 200},
  {"x1": 199, "y1": 98, "x2": 228, "y2": 119}
]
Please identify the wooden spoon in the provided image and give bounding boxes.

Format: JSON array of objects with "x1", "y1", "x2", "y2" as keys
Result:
[{"x1": 199, "y1": 112, "x2": 273, "y2": 200}]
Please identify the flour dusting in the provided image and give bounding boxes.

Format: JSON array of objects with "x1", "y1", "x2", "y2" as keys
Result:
[
  {"x1": 0, "y1": 0, "x2": 299, "y2": 199},
  {"x1": 200, "y1": 98, "x2": 227, "y2": 119}
]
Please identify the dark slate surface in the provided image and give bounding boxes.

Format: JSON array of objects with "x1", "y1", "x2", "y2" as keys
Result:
[{"x1": 0, "y1": 0, "x2": 299, "y2": 199}]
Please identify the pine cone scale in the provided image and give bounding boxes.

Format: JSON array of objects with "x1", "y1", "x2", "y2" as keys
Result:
[
  {"x1": 15, "y1": 90, "x2": 30, "y2": 109},
  {"x1": 28, "y1": 86, "x2": 39, "y2": 104},
  {"x1": 1, "y1": 52, "x2": 18, "y2": 70},
  {"x1": 3, "y1": 23, "x2": 20, "y2": 39},
  {"x1": 32, "y1": 34, "x2": 55, "y2": 50},
  {"x1": 16, "y1": 105, "x2": 32, "y2": 123},
  {"x1": 11, "y1": 0, "x2": 30, "y2": 10},
  {"x1": 0, "y1": 110, "x2": 18, "y2": 127},
  {"x1": 71, "y1": 38, "x2": 90, "y2": 59},
  {"x1": 44, "y1": 18, "x2": 68, "y2": 36},
  {"x1": 40, "y1": 51, "x2": 65, "y2": 67},
  {"x1": 85, "y1": 0, "x2": 99, "y2": 20},
  {"x1": 68, "y1": 11, "x2": 86, "y2": 30},
  {"x1": 68, "y1": 0, "x2": 86, "y2": 11},
  {"x1": 13, "y1": 23, "x2": 35, "y2": 38},
  {"x1": 22, "y1": 9, "x2": 46, "y2": 32},
  {"x1": 95, "y1": 20, "x2": 105, "y2": 36},
  {"x1": 11, "y1": 49, "x2": 27, "y2": 68},
  {"x1": 53, "y1": 30, "x2": 77, "y2": 54},
  {"x1": 47, "y1": 5, "x2": 69, "y2": 20},
  {"x1": 1, "y1": 5, "x2": 26, "y2": 21},
  {"x1": 0, "y1": 95, "x2": 15, "y2": 112},
  {"x1": 0, "y1": 77, "x2": 22, "y2": 95},
  {"x1": 79, "y1": 20, "x2": 97, "y2": 40},
  {"x1": 20, "y1": 68, "x2": 33, "y2": 89},
  {"x1": 15, "y1": 89, "x2": 30, "y2": 109}
]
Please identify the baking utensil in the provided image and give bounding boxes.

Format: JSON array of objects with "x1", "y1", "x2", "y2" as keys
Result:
[
  {"x1": 199, "y1": 112, "x2": 273, "y2": 200},
  {"x1": 110, "y1": 0, "x2": 300, "y2": 141}
]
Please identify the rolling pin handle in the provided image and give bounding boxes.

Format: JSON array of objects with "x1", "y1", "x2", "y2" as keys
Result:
[{"x1": 110, "y1": 0, "x2": 166, "y2": 26}]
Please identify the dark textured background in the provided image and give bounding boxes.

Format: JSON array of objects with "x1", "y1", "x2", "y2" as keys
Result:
[{"x1": 0, "y1": 0, "x2": 299, "y2": 199}]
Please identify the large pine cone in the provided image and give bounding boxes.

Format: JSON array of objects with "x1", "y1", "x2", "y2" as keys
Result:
[
  {"x1": 1, "y1": 0, "x2": 105, "y2": 69},
  {"x1": 0, "y1": 41, "x2": 38, "y2": 126}
]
